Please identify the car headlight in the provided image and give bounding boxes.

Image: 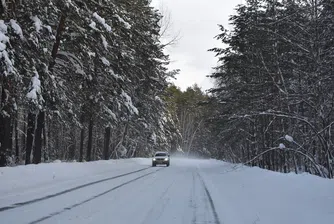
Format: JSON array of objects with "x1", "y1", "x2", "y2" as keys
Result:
[
  {"x1": 164, "y1": 158, "x2": 169, "y2": 161},
  {"x1": 153, "y1": 158, "x2": 156, "y2": 161}
]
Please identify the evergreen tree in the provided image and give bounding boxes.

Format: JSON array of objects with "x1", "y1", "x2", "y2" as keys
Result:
[
  {"x1": 208, "y1": 0, "x2": 334, "y2": 178},
  {"x1": 0, "y1": 0, "x2": 178, "y2": 166}
]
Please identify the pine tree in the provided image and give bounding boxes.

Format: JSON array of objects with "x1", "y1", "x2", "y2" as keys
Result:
[
  {"x1": 0, "y1": 0, "x2": 177, "y2": 165},
  {"x1": 208, "y1": 0, "x2": 334, "y2": 177}
]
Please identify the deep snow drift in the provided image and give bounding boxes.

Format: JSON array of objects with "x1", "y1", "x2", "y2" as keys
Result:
[{"x1": 0, "y1": 157, "x2": 333, "y2": 224}]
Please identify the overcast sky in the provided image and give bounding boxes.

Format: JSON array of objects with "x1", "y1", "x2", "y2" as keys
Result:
[{"x1": 151, "y1": 0, "x2": 243, "y2": 91}]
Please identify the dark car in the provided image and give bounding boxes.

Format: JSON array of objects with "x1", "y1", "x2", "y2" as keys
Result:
[{"x1": 152, "y1": 151, "x2": 170, "y2": 167}]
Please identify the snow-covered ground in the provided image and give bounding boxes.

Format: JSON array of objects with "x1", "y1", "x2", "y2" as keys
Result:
[{"x1": 0, "y1": 157, "x2": 333, "y2": 224}]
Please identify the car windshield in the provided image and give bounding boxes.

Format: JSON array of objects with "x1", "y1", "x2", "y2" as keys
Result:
[{"x1": 155, "y1": 153, "x2": 167, "y2": 157}]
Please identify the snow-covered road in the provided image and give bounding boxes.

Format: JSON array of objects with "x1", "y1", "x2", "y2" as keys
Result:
[{"x1": 1, "y1": 158, "x2": 333, "y2": 224}]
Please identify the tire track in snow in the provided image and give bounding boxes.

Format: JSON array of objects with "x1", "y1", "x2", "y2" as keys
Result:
[
  {"x1": 191, "y1": 171, "x2": 197, "y2": 224},
  {"x1": 0, "y1": 166, "x2": 152, "y2": 212},
  {"x1": 28, "y1": 168, "x2": 163, "y2": 224},
  {"x1": 139, "y1": 170, "x2": 177, "y2": 224},
  {"x1": 196, "y1": 171, "x2": 221, "y2": 224}
]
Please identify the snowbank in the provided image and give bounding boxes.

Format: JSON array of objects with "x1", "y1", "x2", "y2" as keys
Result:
[{"x1": 198, "y1": 161, "x2": 334, "y2": 224}]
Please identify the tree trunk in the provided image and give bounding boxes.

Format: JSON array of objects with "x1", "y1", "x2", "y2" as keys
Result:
[
  {"x1": 93, "y1": 127, "x2": 97, "y2": 160},
  {"x1": 25, "y1": 112, "x2": 35, "y2": 165},
  {"x1": 0, "y1": 75, "x2": 2, "y2": 109},
  {"x1": 326, "y1": 151, "x2": 333, "y2": 178},
  {"x1": 86, "y1": 119, "x2": 94, "y2": 161},
  {"x1": 47, "y1": 116, "x2": 52, "y2": 160},
  {"x1": 9, "y1": 116, "x2": 13, "y2": 155},
  {"x1": 33, "y1": 111, "x2": 44, "y2": 164},
  {"x1": 112, "y1": 123, "x2": 128, "y2": 159},
  {"x1": 22, "y1": 113, "x2": 26, "y2": 154},
  {"x1": 0, "y1": 77, "x2": 12, "y2": 167},
  {"x1": 293, "y1": 154, "x2": 298, "y2": 174},
  {"x1": 283, "y1": 151, "x2": 287, "y2": 173},
  {"x1": 104, "y1": 126, "x2": 111, "y2": 160},
  {"x1": 54, "y1": 123, "x2": 60, "y2": 159},
  {"x1": 68, "y1": 126, "x2": 76, "y2": 161},
  {"x1": 79, "y1": 127, "x2": 84, "y2": 162},
  {"x1": 15, "y1": 111, "x2": 19, "y2": 164},
  {"x1": 43, "y1": 115, "x2": 48, "y2": 162},
  {"x1": 0, "y1": 114, "x2": 11, "y2": 167},
  {"x1": 60, "y1": 124, "x2": 65, "y2": 160}
]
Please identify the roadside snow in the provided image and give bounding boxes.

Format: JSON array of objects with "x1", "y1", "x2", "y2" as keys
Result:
[{"x1": 198, "y1": 161, "x2": 334, "y2": 224}]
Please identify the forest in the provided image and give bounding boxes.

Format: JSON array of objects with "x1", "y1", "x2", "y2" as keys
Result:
[
  {"x1": 1, "y1": 0, "x2": 334, "y2": 179},
  {"x1": 0, "y1": 0, "x2": 180, "y2": 166},
  {"x1": 208, "y1": 0, "x2": 334, "y2": 178}
]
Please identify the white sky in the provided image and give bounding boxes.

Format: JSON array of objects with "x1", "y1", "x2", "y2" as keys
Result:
[{"x1": 151, "y1": 0, "x2": 243, "y2": 91}]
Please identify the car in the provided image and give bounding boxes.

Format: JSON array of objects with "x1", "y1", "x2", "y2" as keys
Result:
[{"x1": 152, "y1": 151, "x2": 170, "y2": 167}]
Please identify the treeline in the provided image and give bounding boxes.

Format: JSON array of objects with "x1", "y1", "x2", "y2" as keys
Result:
[
  {"x1": 164, "y1": 84, "x2": 212, "y2": 158},
  {"x1": 0, "y1": 0, "x2": 178, "y2": 166},
  {"x1": 207, "y1": 0, "x2": 334, "y2": 178}
]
